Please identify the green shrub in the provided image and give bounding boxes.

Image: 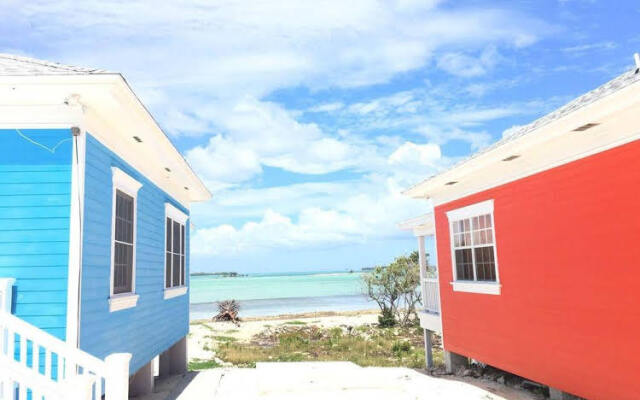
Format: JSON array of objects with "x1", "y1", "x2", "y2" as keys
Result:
[{"x1": 378, "y1": 307, "x2": 396, "y2": 327}]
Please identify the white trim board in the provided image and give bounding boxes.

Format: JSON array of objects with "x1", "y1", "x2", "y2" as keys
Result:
[
  {"x1": 165, "y1": 203, "x2": 188, "y2": 225},
  {"x1": 164, "y1": 203, "x2": 188, "y2": 298},
  {"x1": 66, "y1": 128, "x2": 86, "y2": 347},
  {"x1": 446, "y1": 200, "x2": 493, "y2": 221},
  {"x1": 404, "y1": 76, "x2": 640, "y2": 205},
  {"x1": 109, "y1": 167, "x2": 142, "y2": 312},
  {"x1": 164, "y1": 286, "x2": 187, "y2": 299},
  {"x1": 0, "y1": 74, "x2": 211, "y2": 205},
  {"x1": 451, "y1": 281, "x2": 501, "y2": 295},
  {"x1": 446, "y1": 199, "x2": 501, "y2": 294}
]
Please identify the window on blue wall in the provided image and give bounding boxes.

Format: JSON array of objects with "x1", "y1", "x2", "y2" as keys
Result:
[
  {"x1": 114, "y1": 190, "x2": 135, "y2": 294},
  {"x1": 166, "y1": 217, "x2": 185, "y2": 288}
]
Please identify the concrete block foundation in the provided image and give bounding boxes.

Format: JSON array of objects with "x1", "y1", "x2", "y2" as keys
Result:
[
  {"x1": 444, "y1": 350, "x2": 468, "y2": 374},
  {"x1": 159, "y1": 336, "x2": 188, "y2": 377}
]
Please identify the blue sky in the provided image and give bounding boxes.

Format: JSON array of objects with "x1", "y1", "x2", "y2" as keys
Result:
[{"x1": 2, "y1": 0, "x2": 639, "y2": 273}]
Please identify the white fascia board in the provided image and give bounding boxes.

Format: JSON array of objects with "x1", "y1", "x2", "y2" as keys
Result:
[
  {"x1": 398, "y1": 213, "x2": 436, "y2": 237},
  {"x1": 446, "y1": 200, "x2": 494, "y2": 221},
  {"x1": 0, "y1": 104, "x2": 84, "y2": 129},
  {"x1": 404, "y1": 80, "x2": 640, "y2": 204},
  {"x1": 165, "y1": 203, "x2": 189, "y2": 224},
  {"x1": 0, "y1": 74, "x2": 211, "y2": 205}
]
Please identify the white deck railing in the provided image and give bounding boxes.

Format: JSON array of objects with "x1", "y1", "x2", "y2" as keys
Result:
[
  {"x1": 421, "y1": 278, "x2": 440, "y2": 315},
  {"x1": 0, "y1": 310, "x2": 131, "y2": 400}
]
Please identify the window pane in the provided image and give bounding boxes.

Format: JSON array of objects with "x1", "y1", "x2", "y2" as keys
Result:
[
  {"x1": 166, "y1": 252, "x2": 172, "y2": 288},
  {"x1": 115, "y1": 190, "x2": 134, "y2": 244},
  {"x1": 463, "y1": 232, "x2": 471, "y2": 246},
  {"x1": 474, "y1": 246, "x2": 496, "y2": 282},
  {"x1": 173, "y1": 221, "x2": 180, "y2": 254},
  {"x1": 181, "y1": 255, "x2": 185, "y2": 286},
  {"x1": 114, "y1": 242, "x2": 133, "y2": 294},
  {"x1": 181, "y1": 224, "x2": 185, "y2": 256},
  {"x1": 173, "y1": 254, "x2": 181, "y2": 286},
  {"x1": 455, "y1": 248, "x2": 474, "y2": 281},
  {"x1": 166, "y1": 218, "x2": 172, "y2": 252}
]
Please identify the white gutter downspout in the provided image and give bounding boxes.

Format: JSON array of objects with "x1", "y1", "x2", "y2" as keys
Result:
[{"x1": 66, "y1": 96, "x2": 87, "y2": 348}]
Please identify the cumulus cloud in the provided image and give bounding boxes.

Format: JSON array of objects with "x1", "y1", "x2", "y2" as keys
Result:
[
  {"x1": 437, "y1": 46, "x2": 503, "y2": 77},
  {"x1": 0, "y1": 0, "x2": 557, "y2": 261}
]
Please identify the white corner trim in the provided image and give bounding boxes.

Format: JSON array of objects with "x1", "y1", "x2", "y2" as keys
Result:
[
  {"x1": 111, "y1": 166, "x2": 142, "y2": 196},
  {"x1": 451, "y1": 281, "x2": 501, "y2": 295},
  {"x1": 164, "y1": 286, "x2": 188, "y2": 300},
  {"x1": 108, "y1": 293, "x2": 139, "y2": 312},
  {"x1": 446, "y1": 199, "x2": 494, "y2": 221},
  {"x1": 165, "y1": 203, "x2": 189, "y2": 225},
  {"x1": 67, "y1": 129, "x2": 86, "y2": 349}
]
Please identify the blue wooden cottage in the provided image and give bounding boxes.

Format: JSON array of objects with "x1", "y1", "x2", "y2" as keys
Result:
[{"x1": 0, "y1": 54, "x2": 211, "y2": 399}]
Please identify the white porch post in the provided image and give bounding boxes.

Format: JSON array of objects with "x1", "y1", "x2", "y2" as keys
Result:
[
  {"x1": 417, "y1": 235, "x2": 426, "y2": 280},
  {"x1": 0, "y1": 278, "x2": 15, "y2": 313},
  {"x1": 105, "y1": 353, "x2": 131, "y2": 400},
  {"x1": 416, "y1": 236, "x2": 434, "y2": 369}
]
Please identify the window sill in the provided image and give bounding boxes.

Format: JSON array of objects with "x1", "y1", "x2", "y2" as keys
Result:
[
  {"x1": 164, "y1": 286, "x2": 188, "y2": 299},
  {"x1": 109, "y1": 293, "x2": 139, "y2": 312},
  {"x1": 451, "y1": 281, "x2": 501, "y2": 295}
]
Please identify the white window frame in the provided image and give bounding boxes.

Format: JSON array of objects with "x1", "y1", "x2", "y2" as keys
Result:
[
  {"x1": 164, "y1": 203, "x2": 188, "y2": 299},
  {"x1": 109, "y1": 167, "x2": 142, "y2": 312},
  {"x1": 446, "y1": 199, "x2": 501, "y2": 295}
]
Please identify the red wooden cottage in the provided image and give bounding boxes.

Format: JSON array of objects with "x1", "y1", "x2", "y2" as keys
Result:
[{"x1": 400, "y1": 59, "x2": 640, "y2": 400}]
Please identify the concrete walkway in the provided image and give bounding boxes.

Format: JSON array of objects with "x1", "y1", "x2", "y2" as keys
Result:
[{"x1": 134, "y1": 362, "x2": 540, "y2": 400}]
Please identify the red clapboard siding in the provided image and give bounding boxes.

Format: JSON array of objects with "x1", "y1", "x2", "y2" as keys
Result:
[{"x1": 435, "y1": 139, "x2": 640, "y2": 400}]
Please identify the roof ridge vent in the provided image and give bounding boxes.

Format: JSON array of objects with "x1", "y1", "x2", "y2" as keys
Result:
[{"x1": 635, "y1": 53, "x2": 640, "y2": 74}]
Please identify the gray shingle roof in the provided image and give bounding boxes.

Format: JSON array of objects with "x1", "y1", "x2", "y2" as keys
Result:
[
  {"x1": 0, "y1": 54, "x2": 111, "y2": 76},
  {"x1": 405, "y1": 68, "x2": 640, "y2": 194}
]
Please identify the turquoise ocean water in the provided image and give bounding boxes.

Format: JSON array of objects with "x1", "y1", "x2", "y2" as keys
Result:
[{"x1": 189, "y1": 272, "x2": 376, "y2": 320}]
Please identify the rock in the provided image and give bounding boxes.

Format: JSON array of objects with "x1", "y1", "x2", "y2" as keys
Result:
[
  {"x1": 462, "y1": 368, "x2": 474, "y2": 377},
  {"x1": 497, "y1": 375, "x2": 505, "y2": 385}
]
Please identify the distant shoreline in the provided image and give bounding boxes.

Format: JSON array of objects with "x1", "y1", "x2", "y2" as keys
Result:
[
  {"x1": 190, "y1": 272, "x2": 247, "y2": 277},
  {"x1": 190, "y1": 308, "x2": 379, "y2": 324},
  {"x1": 190, "y1": 269, "x2": 369, "y2": 278}
]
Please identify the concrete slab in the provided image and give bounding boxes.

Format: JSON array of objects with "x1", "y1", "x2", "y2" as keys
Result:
[{"x1": 138, "y1": 362, "x2": 542, "y2": 400}]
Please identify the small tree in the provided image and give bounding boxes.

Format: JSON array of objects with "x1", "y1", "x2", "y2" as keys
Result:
[{"x1": 362, "y1": 251, "x2": 422, "y2": 327}]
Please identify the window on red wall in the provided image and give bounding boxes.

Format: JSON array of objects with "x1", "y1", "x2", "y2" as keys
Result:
[{"x1": 447, "y1": 200, "x2": 499, "y2": 285}]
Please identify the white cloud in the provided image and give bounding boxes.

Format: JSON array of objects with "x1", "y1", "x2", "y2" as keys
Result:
[
  {"x1": 5, "y1": 1, "x2": 550, "y2": 108},
  {"x1": 1, "y1": 0, "x2": 556, "y2": 261},
  {"x1": 185, "y1": 98, "x2": 386, "y2": 189},
  {"x1": 307, "y1": 102, "x2": 345, "y2": 113},
  {"x1": 563, "y1": 41, "x2": 617, "y2": 55},
  {"x1": 388, "y1": 142, "x2": 441, "y2": 168},
  {"x1": 437, "y1": 46, "x2": 502, "y2": 77},
  {"x1": 191, "y1": 172, "x2": 437, "y2": 255}
]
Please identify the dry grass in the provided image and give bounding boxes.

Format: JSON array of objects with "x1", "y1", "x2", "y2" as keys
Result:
[{"x1": 214, "y1": 324, "x2": 443, "y2": 369}]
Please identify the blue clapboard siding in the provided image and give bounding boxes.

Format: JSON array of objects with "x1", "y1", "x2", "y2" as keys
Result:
[
  {"x1": 0, "y1": 129, "x2": 72, "y2": 341},
  {"x1": 79, "y1": 134, "x2": 190, "y2": 374}
]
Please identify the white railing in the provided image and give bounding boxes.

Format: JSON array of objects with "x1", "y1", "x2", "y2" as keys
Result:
[
  {"x1": 421, "y1": 278, "x2": 440, "y2": 315},
  {"x1": 0, "y1": 311, "x2": 131, "y2": 400}
]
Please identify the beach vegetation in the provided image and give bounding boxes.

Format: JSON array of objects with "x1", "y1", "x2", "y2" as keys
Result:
[
  {"x1": 214, "y1": 324, "x2": 440, "y2": 369},
  {"x1": 212, "y1": 335, "x2": 237, "y2": 342},
  {"x1": 188, "y1": 358, "x2": 222, "y2": 370},
  {"x1": 284, "y1": 320, "x2": 307, "y2": 325},
  {"x1": 362, "y1": 251, "x2": 421, "y2": 327}
]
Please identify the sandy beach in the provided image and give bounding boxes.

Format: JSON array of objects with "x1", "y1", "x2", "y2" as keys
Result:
[
  {"x1": 188, "y1": 309, "x2": 380, "y2": 361},
  {"x1": 185, "y1": 310, "x2": 543, "y2": 400}
]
